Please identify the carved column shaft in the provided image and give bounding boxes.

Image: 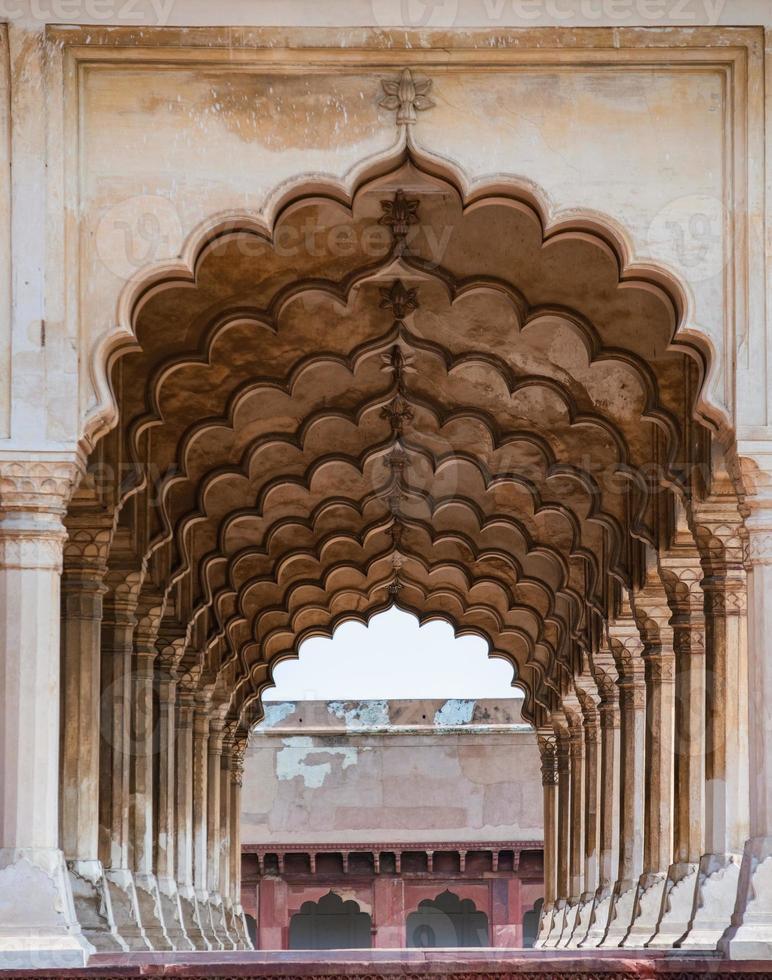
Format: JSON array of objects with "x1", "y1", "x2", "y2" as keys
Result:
[
  {"x1": 175, "y1": 692, "x2": 195, "y2": 889},
  {"x1": 746, "y1": 518, "x2": 772, "y2": 838},
  {"x1": 130, "y1": 647, "x2": 156, "y2": 875},
  {"x1": 672, "y1": 609, "x2": 706, "y2": 864},
  {"x1": 582, "y1": 712, "x2": 600, "y2": 895},
  {"x1": 230, "y1": 753, "x2": 245, "y2": 910},
  {"x1": 192, "y1": 699, "x2": 210, "y2": 897},
  {"x1": 703, "y1": 564, "x2": 749, "y2": 854},
  {"x1": 0, "y1": 472, "x2": 72, "y2": 848},
  {"x1": 538, "y1": 733, "x2": 558, "y2": 907},
  {"x1": 220, "y1": 739, "x2": 233, "y2": 902},
  {"x1": 155, "y1": 667, "x2": 177, "y2": 881},
  {"x1": 207, "y1": 718, "x2": 225, "y2": 895},
  {"x1": 568, "y1": 725, "x2": 585, "y2": 900},
  {"x1": 555, "y1": 731, "x2": 571, "y2": 900},
  {"x1": 60, "y1": 560, "x2": 107, "y2": 863},
  {"x1": 99, "y1": 591, "x2": 136, "y2": 870},
  {"x1": 643, "y1": 652, "x2": 675, "y2": 874},
  {"x1": 616, "y1": 665, "x2": 646, "y2": 883},
  {"x1": 0, "y1": 457, "x2": 88, "y2": 964},
  {"x1": 597, "y1": 694, "x2": 621, "y2": 887}
]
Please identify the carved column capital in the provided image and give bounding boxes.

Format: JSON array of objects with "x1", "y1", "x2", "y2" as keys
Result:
[
  {"x1": 537, "y1": 732, "x2": 558, "y2": 786},
  {"x1": 0, "y1": 455, "x2": 84, "y2": 517}
]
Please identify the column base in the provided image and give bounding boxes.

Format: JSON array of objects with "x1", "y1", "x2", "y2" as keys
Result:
[
  {"x1": 209, "y1": 891, "x2": 236, "y2": 950},
  {"x1": 620, "y1": 871, "x2": 667, "y2": 947},
  {"x1": 0, "y1": 848, "x2": 92, "y2": 969},
  {"x1": 196, "y1": 889, "x2": 224, "y2": 950},
  {"x1": 598, "y1": 877, "x2": 636, "y2": 946},
  {"x1": 233, "y1": 904, "x2": 254, "y2": 950},
  {"x1": 133, "y1": 872, "x2": 173, "y2": 950},
  {"x1": 67, "y1": 859, "x2": 127, "y2": 952},
  {"x1": 646, "y1": 860, "x2": 699, "y2": 948},
  {"x1": 103, "y1": 868, "x2": 151, "y2": 950},
  {"x1": 534, "y1": 902, "x2": 554, "y2": 948},
  {"x1": 157, "y1": 875, "x2": 194, "y2": 951},
  {"x1": 679, "y1": 851, "x2": 741, "y2": 950},
  {"x1": 578, "y1": 883, "x2": 612, "y2": 948},
  {"x1": 556, "y1": 898, "x2": 580, "y2": 948},
  {"x1": 177, "y1": 884, "x2": 211, "y2": 951},
  {"x1": 564, "y1": 892, "x2": 594, "y2": 948},
  {"x1": 543, "y1": 898, "x2": 566, "y2": 947},
  {"x1": 722, "y1": 836, "x2": 772, "y2": 959}
]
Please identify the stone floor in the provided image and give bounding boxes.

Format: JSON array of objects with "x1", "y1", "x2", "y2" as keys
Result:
[{"x1": 3, "y1": 950, "x2": 772, "y2": 979}]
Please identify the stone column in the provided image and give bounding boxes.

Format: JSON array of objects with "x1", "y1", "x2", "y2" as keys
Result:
[
  {"x1": 725, "y1": 500, "x2": 772, "y2": 958},
  {"x1": 206, "y1": 714, "x2": 227, "y2": 949},
  {"x1": 99, "y1": 574, "x2": 150, "y2": 950},
  {"x1": 175, "y1": 680, "x2": 210, "y2": 950},
  {"x1": 624, "y1": 583, "x2": 676, "y2": 947},
  {"x1": 545, "y1": 721, "x2": 571, "y2": 947},
  {"x1": 580, "y1": 668, "x2": 621, "y2": 947},
  {"x1": 567, "y1": 682, "x2": 600, "y2": 947},
  {"x1": 649, "y1": 555, "x2": 706, "y2": 947},
  {"x1": 129, "y1": 604, "x2": 173, "y2": 950},
  {"x1": 219, "y1": 729, "x2": 237, "y2": 949},
  {"x1": 59, "y1": 520, "x2": 127, "y2": 951},
  {"x1": 559, "y1": 703, "x2": 585, "y2": 947},
  {"x1": 193, "y1": 693, "x2": 218, "y2": 947},
  {"x1": 684, "y1": 507, "x2": 749, "y2": 948},
  {"x1": 535, "y1": 730, "x2": 557, "y2": 947},
  {"x1": 0, "y1": 457, "x2": 91, "y2": 967},
  {"x1": 600, "y1": 623, "x2": 646, "y2": 946},
  {"x1": 230, "y1": 742, "x2": 253, "y2": 950},
  {"x1": 154, "y1": 655, "x2": 192, "y2": 950}
]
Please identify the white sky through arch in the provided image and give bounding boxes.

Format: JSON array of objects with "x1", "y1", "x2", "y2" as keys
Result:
[{"x1": 263, "y1": 606, "x2": 520, "y2": 702}]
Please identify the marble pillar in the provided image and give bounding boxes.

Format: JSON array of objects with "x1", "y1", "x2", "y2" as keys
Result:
[
  {"x1": 544, "y1": 722, "x2": 571, "y2": 947},
  {"x1": 230, "y1": 745, "x2": 252, "y2": 949},
  {"x1": 0, "y1": 457, "x2": 91, "y2": 967},
  {"x1": 219, "y1": 732, "x2": 237, "y2": 950},
  {"x1": 193, "y1": 694, "x2": 218, "y2": 947},
  {"x1": 559, "y1": 705, "x2": 585, "y2": 946},
  {"x1": 683, "y1": 508, "x2": 749, "y2": 948},
  {"x1": 175, "y1": 683, "x2": 210, "y2": 950},
  {"x1": 154, "y1": 659, "x2": 192, "y2": 950},
  {"x1": 725, "y1": 502, "x2": 772, "y2": 958},
  {"x1": 206, "y1": 714, "x2": 227, "y2": 949},
  {"x1": 580, "y1": 669, "x2": 621, "y2": 947},
  {"x1": 99, "y1": 578, "x2": 150, "y2": 950},
  {"x1": 624, "y1": 647, "x2": 675, "y2": 946},
  {"x1": 129, "y1": 611, "x2": 173, "y2": 950},
  {"x1": 535, "y1": 730, "x2": 558, "y2": 947},
  {"x1": 566, "y1": 683, "x2": 599, "y2": 947},
  {"x1": 601, "y1": 624, "x2": 646, "y2": 946},
  {"x1": 649, "y1": 555, "x2": 706, "y2": 947},
  {"x1": 60, "y1": 522, "x2": 126, "y2": 951}
]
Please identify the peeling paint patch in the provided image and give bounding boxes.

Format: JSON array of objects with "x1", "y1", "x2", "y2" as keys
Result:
[
  {"x1": 276, "y1": 737, "x2": 360, "y2": 788},
  {"x1": 434, "y1": 699, "x2": 476, "y2": 727},
  {"x1": 260, "y1": 701, "x2": 297, "y2": 728},
  {"x1": 328, "y1": 699, "x2": 390, "y2": 729}
]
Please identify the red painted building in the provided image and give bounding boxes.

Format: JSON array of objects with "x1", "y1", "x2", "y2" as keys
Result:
[
  {"x1": 240, "y1": 698, "x2": 544, "y2": 950},
  {"x1": 242, "y1": 841, "x2": 544, "y2": 949}
]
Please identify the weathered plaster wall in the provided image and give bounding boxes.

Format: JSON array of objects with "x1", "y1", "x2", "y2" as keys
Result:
[{"x1": 241, "y1": 699, "x2": 542, "y2": 846}]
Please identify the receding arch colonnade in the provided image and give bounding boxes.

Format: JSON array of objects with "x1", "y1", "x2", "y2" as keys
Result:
[{"x1": 2, "y1": 135, "x2": 767, "y2": 962}]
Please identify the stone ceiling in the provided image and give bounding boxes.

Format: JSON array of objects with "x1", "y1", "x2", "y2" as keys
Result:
[{"x1": 79, "y1": 154, "x2": 711, "y2": 728}]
